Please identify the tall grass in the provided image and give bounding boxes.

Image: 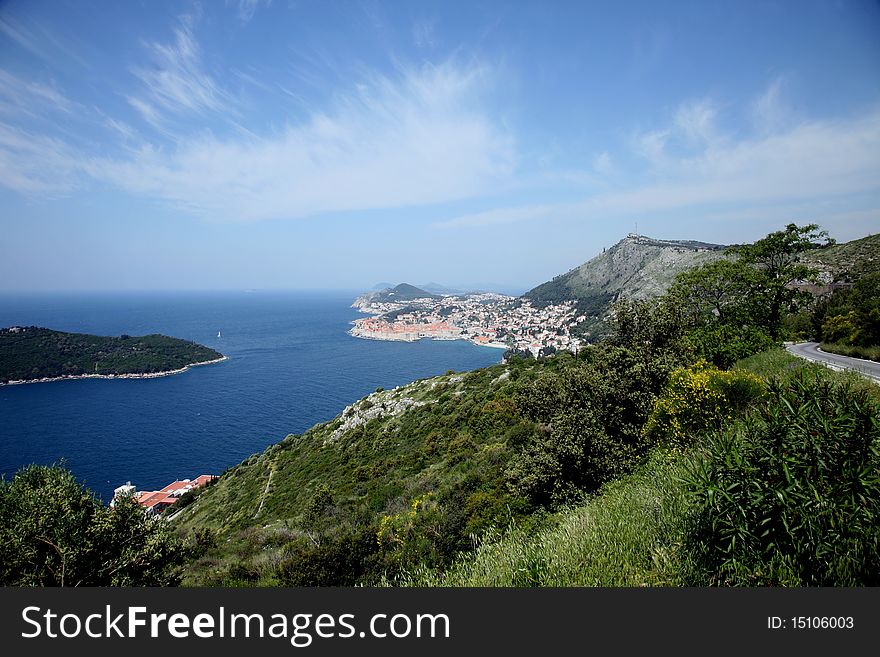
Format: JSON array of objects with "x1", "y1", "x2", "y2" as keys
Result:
[
  {"x1": 736, "y1": 348, "x2": 879, "y2": 400},
  {"x1": 394, "y1": 348, "x2": 880, "y2": 588},
  {"x1": 820, "y1": 342, "x2": 880, "y2": 364},
  {"x1": 394, "y1": 450, "x2": 695, "y2": 587}
]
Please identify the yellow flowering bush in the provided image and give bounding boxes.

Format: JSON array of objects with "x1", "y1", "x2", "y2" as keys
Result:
[
  {"x1": 376, "y1": 493, "x2": 435, "y2": 548},
  {"x1": 644, "y1": 361, "x2": 765, "y2": 447}
]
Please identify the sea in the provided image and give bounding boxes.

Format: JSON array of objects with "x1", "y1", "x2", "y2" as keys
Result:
[{"x1": 0, "y1": 291, "x2": 503, "y2": 502}]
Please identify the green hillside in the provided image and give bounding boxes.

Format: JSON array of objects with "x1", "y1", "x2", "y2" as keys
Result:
[
  {"x1": 0, "y1": 326, "x2": 223, "y2": 383},
  {"x1": 171, "y1": 224, "x2": 880, "y2": 588},
  {"x1": 175, "y1": 339, "x2": 681, "y2": 585},
  {"x1": 802, "y1": 233, "x2": 880, "y2": 280},
  {"x1": 398, "y1": 350, "x2": 880, "y2": 587},
  {"x1": 357, "y1": 283, "x2": 440, "y2": 306}
]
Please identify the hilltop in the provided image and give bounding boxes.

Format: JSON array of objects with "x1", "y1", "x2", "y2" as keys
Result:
[
  {"x1": 0, "y1": 327, "x2": 224, "y2": 384},
  {"x1": 523, "y1": 234, "x2": 727, "y2": 337},
  {"x1": 353, "y1": 283, "x2": 439, "y2": 309}
]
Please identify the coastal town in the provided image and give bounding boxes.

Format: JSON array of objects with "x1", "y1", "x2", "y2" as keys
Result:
[{"x1": 350, "y1": 286, "x2": 586, "y2": 358}]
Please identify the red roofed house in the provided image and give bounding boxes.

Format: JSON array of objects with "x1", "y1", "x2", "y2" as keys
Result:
[{"x1": 112, "y1": 474, "x2": 217, "y2": 515}]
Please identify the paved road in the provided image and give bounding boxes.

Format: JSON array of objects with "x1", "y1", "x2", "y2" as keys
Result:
[{"x1": 785, "y1": 341, "x2": 880, "y2": 383}]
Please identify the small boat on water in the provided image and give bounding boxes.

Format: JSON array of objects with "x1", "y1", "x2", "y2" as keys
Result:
[{"x1": 217, "y1": 330, "x2": 221, "y2": 338}]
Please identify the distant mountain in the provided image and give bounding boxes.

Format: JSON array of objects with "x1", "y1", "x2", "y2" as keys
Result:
[
  {"x1": 522, "y1": 234, "x2": 728, "y2": 336},
  {"x1": 418, "y1": 282, "x2": 467, "y2": 295},
  {"x1": 371, "y1": 282, "x2": 394, "y2": 291},
  {"x1": 383, "y1": 283, "x2": 438, "y2": 300},
  {"x1": 354, "y1": 283, "x2": 440, "y2": 308}
]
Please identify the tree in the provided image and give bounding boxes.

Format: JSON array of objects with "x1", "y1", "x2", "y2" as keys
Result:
[
  {"x1": 732, "y1": 223, "x2": 832, "y2": 340},
  {"x1": 667, "y1": 223, "x2": 832, "y2": 349},
  {"x1": 0, "y1": 464, "x2": 188, "y2": 586},
  {"x1": 813, "y1": 272, "x2": 880, "y2": 346},
  {"x1": 667, "y1": 258, "x2": 755, "y2": 327}
]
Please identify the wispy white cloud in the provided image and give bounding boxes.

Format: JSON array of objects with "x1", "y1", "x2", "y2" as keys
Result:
[
  {"x1": 0, "y1": 15, "x2": 48, "y2": 60},
  {"x1": 0, "y1": 122, "x2": 79, "y2": 194},
  {"x1": 0, "y1": 69, "x2": 74, "y2": 118},
  {"x1": 413, "y1": 19, "x2": 439, "y2": 49},
  {"x1": 673, "y1": 98, "x2": 719, "y2": 146},
  {"x1": 128, "y1": 18, "x2": 233, "y2": 129},
  {"x1": 751, "y1": 76, "x2": 791, "y2": 134},
  {"x1": 437, "y1": 101, "x2": 880, "y2": 228},
  {"x1": 232, "y1": 0, "x2": 271, "y2": 23},
  {"x1": 103, "y1": 116, "x2": 141, "y2": 143},
  {"x1": 592, "y1": 151, "x2": 614, "y2": 176},
  {"x1": 0, "y1": 14, "x2": 88, "y2": 68},
  {"x1": 83, "y1": 60, "x2": 515, "y2": 220}
]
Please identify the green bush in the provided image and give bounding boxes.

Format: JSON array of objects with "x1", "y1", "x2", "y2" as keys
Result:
[
  {"x1": 819, "y1": 342, "x2": 880, "y2": 363},
  {"x1": 278, "y1": 527, "x2": 376, "y2": 586},
  {"x1": 687, "y1": 324, "x2": 776, "y2": 369},
  {"x1": 644, "y1": 362, "x2": 765, "y2": 447},
  {"x1": 0, "y1": 464, "x2": 188, "y2": 586},
  {"x1": 684, "y1": 376, "x2": 880, "y2": 586},
  {"x1": 822, "y1": 311, "x2": 860, "y2": 345},
  {"x1": 507, "y1": 346, "x2": 673, "y2": 507}
]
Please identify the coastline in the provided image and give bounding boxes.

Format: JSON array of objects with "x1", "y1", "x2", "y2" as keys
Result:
[
  {"x1": 348, "y1": 328, "x2": 508, "y2": 350},
  {"x1": 0, "y1": 355, "x2": 229, "y2": 387}
]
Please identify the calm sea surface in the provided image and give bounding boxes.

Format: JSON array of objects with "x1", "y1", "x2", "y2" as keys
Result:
[{"x1": 0, "y1": 291, "x2": 502, "y2": 501}]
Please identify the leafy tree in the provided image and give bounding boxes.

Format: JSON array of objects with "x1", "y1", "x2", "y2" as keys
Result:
[
  {"x1": 813, "y1": 272, "x2": 880, "y2": 346},
  {"x1": 731, "y1": 223, "x2": 832, "y2": 340},
  {"x1": 0, "y1": 464, "x2": 188, "y2": 586},
  {"x1": 508, "y1": 346, "x2": 673, "y2": 507},
  {"x1": 668, "y1": 258, "x2": 755, "y2": 327},
  {"x1": 665, "y1": 223, "x2": 831, "y2": 353},
  {"x1": 686, "y1": 324, "x2": 775, "y2": 369}
]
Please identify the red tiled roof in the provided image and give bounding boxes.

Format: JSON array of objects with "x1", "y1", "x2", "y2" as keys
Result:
[{"x1": 132, "y1": 474, "x2": 217, "y2": 510}]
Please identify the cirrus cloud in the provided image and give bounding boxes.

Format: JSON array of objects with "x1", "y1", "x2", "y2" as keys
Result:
[
  {"x1": 436, "y1": 90, "x2": 880, "y2": 230},
  {"x1": 85, "y1": 60, "x2": 516, "y2": 220}
]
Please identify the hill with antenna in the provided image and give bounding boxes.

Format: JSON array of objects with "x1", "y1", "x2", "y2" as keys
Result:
[{"x1": 522, "y1": 233, "x2": 727, "y2": 337}]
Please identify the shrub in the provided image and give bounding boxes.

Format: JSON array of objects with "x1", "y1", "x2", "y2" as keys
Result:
[
  {"x1": 277, "y1": 527, "x2": 376, "y2": 586},
  {"x1": 507, "y1": 346, "x2": 672, "y2": 507},
  {"x1": 0, "y1": 464, "x2": 188, "y2": 586},
  {"x1": 644, "y1": 362, "x2": 765, "y2": 447},
  {"x1": 822, "y1": 312, "x2": 860, "y2": 345},
  {"x1": 687, "y1": 324, "x2": 776, "y2": 369},
  {"x1": 684, "y1": 376, "x2": 880, "y2": 586}
]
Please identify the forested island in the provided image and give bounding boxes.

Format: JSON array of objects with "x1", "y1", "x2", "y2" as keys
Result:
[{"x1": 0, "y1": 327, "x2": 225, "y2": 384}]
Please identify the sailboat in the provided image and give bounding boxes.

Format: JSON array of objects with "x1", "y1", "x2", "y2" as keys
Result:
[{"x1": 217, "y1": 330, "x2": 221, "y2": 339}]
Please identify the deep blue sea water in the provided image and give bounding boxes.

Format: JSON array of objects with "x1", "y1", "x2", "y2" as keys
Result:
[{"x1": 0, "y1": 291, "x2": 502, "y2": 501}]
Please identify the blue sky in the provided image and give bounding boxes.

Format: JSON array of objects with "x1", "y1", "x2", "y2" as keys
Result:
[{"x1": 1, "y1": 0, "x2": 878, "y2": 292}]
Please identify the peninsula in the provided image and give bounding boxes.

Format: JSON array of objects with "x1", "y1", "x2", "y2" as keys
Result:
[
  {"x1": 348, "y1": 236, "x2": 734, "y2": 357},
  {"x1": 0, "y1": 326, "x2": 225, "y2": 385},
  {"x1": 350, "y1": 284, "x2": 583, "y2": 357}
]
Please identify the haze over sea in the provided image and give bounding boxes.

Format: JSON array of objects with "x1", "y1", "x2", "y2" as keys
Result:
[{"x1": 0, "y1": 291, "x2": 502, "y2": 501}]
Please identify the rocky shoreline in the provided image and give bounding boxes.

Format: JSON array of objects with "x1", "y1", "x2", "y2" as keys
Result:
[{"x1": 0, "y1": 355, "x2": 229, "y2": 386}]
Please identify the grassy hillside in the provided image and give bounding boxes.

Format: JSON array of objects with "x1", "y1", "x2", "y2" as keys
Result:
[
  {"x1": 174, "y1": 225, "x2": 880, "y2": 588},
  {"x1": 0, "y1": 326, "x2": 223, "y2": 383},
  {"x1": 356, "y1": 283, "x2": 440, "y2": 306},
  {"x1": 394, "y1": 350, "x2": 880, "y2": 587},
  {"x1": 175, "y1": 341, "x2": 679, "y2": 585},
  {"x1": 175, "y1": 357, "x2": 561, "y2": 584},
  {"x1": 803, "y1": 233, "x2": 880, "y2": 280}
]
